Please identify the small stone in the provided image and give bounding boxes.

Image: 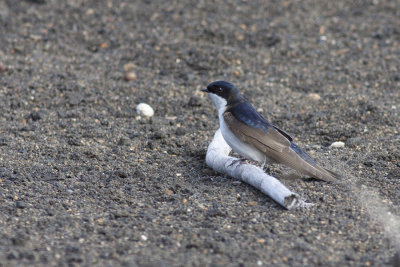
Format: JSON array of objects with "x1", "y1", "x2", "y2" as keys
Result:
[
  {"x1": 188, "y1": 96, "x2": 201, "y2": 107},
  {"x1": 164, "y1": 189, "x2": 173, "y2": 195},
  {"x1": 0, "y1": 138, "x2": 7, "y2": 146},
  {"x1": 46, "y1": 209, "x2": 55, "y2": 216},
  {"x1": 153, "y1": 131, "x2": 165, "y2": 139},
  {"x1": 136, "y1": 103, "x2": 154, "y2": 117},
  {"x1": 30, "y1": 111, "x2": 42, "y2": 121},
  {"x1": 16, "y1": 201, "x2": 27, "y2": 209},
  {"x1": 118, "y1": 137, "x2": 130, "y2": 146},
  {"x1": 124, "y1": 71, "x2": 137, "y2": 81},
  {"x1": 11, "y1": 232, "x2": 29, "y2": 246},
  {"x1": 86, "y1": 8, "x2": 94, "y2": 15},
  {"x1": 307, "y1": 93, "x2": 321, "y2": 101},
  {"x1": 7, "y1": 250, "x2": 19, "y2": 260},
  {"x1": 175, "y1": 127, "x2": 186, "y2": 136},
  {"x1": 330, "y1": 141, "x2": 345, "y2": 148},
  {"x1": 123, "y1": 63, "x2": 135, "y2": 72},
  {"x1": 115, "y1": 170, "x2": 128, "y2": 178},
  {"x1": 141, "y1": 235, "x2": 147, "y2": 241},
  {"x1": 68, "y1": 137, "x2": 83, "y2": 146}
]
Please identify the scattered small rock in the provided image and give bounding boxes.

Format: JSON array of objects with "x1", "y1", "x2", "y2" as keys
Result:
[
  {"x1": 0, "y1": 138, "x2": 7, "y2": 146},
  {"x1": 113, "y1": 211, "x2": 129, "y2": 218},
  {"x1": 124, "y1": 71, "x2": 137, "y2": 81},
  {"x1": 363, "y1": 161, "x2": 374, "y2": 167},
  {"x1": 136, "y1": 103, "x2": 154, "y2": 117},
  {"x1": 46, "y1": 209, "x2": 55, "y2": 216},
  {"x1": 152, "y1": 131, "x2": 165, "y2": 140},
  {"x1": 188, "y1": 96, "x2": 202, "y2": 107},
  {"x1": 123, "y1": 63, "x2": 135, "y2": 72},
  {"x1": 7, "y1": 250, "x2": 19, "y2": 260},
  {"x1": 30, "y1": 111, "x2": 42, "y2": 121},
  {"x1": 306, "y1": 93, "x2": 321, "y2": 101},
  {"x1": 115, "y1": 170, "x2": 128, "y2": 178},
  {"x1": 164, "y1": 189, "x2": 174, "y2": 195},
  {"x1": 16, "y1": 201, "x2": 28, "y2": 209},
  {"x1": 68, "y1": 137, "x2": 83, "y2": 146},
  {"x1": 330, "y1": 141, "x2": 345, "y2": 148},
  {"x1": 118, "y1": 137, "x2": 130, "y2": 146},
  {"x1": 11, "y1": 232, "x2": 29, "y2": 246},
  {"x1": 175, "y1": 127, "x2": 186, "y2": 136}
]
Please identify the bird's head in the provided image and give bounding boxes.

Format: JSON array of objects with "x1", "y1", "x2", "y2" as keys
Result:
[{"x1": 201, "y1": 81, "x2": 242, "y2": 108}]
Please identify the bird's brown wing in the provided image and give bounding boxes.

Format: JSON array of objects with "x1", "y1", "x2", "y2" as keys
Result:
[
  {"x1": 223, "y1": 111, "x2": 291, "y2": 153},
  {"x1": 223, "y1": 111, "x2": 339, "y2": 182}
]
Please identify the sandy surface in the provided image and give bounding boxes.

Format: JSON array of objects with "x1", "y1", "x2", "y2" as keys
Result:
[{"x1": 1, "y1": 0, "x2": 400, "y2": 266}]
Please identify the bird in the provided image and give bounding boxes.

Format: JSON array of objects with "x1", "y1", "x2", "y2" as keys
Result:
[{"x1": 201, "y1": 80, "x2": 340, "y2": 182}]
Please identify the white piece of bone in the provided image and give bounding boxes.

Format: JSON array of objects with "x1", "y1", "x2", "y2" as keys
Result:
[{"x1": 205, "y1": 129, "x2": 311, "y2": 209}]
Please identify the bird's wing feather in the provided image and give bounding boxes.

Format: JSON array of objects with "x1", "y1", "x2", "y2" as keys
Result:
[
  {"x1": 223, "y1": 111, "x2": 290, "y2": 153},
  {"x1": 272, "y1": 125, "x2": 293, "y2": 142},
  {"x1": 223, "y1": 111, "x2": 339, "y2": 182}
]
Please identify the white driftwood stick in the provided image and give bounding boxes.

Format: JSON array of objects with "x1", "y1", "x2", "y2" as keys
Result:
[{"x1": 206, "y1": 129, "x2": 311, "y2": 209}]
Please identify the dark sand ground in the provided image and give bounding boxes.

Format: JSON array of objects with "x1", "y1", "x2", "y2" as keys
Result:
[{"x1": 1, "y1": 0, "x2": 400, "y2": 266}]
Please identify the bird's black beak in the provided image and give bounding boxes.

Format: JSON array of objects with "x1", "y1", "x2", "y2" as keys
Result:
[{"x1": 201, "y1": 88, "x2": 210, "y2": 93}]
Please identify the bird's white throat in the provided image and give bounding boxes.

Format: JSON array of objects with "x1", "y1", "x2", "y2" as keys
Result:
[{"x1": 209, "y1": 94, "x2": 227, "y2": 111}]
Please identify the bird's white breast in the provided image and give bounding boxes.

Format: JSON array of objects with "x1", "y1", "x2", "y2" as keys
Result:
[{"x1": 210, "y1": 94, "x2": 266, "y2": 163}]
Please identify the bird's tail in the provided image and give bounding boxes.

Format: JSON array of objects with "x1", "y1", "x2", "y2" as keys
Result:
[
  {"x1": 274, "y1": 145, "x2": 341, "y2": 182},
  {"x1": 303, "y1": 164, "x2": 341, "y2": 182}
]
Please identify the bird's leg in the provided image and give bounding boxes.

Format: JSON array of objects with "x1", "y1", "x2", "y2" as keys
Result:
[
  {"x1": 261, "y1": 159, "x2": 271, "y2": 173},
  {"x1": 228, "y1": 158, "x2": 247, "y2": 167}
]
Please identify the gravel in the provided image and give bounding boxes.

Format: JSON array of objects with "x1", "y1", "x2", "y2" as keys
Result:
[{"x1": 0, "y1": 0, "x2": 400, "y2": 266}]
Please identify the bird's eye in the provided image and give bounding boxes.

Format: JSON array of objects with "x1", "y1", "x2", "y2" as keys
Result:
[{"x1": 217, "y1": 88, "x2": 223, "y2": 92}]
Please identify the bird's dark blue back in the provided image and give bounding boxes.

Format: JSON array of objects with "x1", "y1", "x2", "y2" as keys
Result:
[{"x1": 229, "y1": 101, "x2": 272, "y2": 132}]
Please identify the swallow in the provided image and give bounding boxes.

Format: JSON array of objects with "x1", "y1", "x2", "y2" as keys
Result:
[{"x1": 202, "y1": 80, "x2": 340, "y2": 182}]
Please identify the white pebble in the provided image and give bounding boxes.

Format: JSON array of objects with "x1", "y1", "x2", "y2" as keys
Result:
[
  {"x1": 330, "y1": 141, "x2": 345, "y2": 148},
  {"x1": 141, "y1": 235, "x2": 147, "y2": 241},
  {"x1": 307, "y1": 93, "x2": 321, "y2": 101},
  {"x1": 136, "y1": 103, "x2": 154, "y2": 117}
]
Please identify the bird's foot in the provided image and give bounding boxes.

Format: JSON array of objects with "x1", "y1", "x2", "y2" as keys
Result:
[
  {"x1": 228, "y1": 158, "x2": 247, "y2": 167},
  {"x1": 262, "y1": 166, "x2": 271, "y2": 173},
  {"x1": 260, "y1": 161, "x2": 270, "y2": 173}
]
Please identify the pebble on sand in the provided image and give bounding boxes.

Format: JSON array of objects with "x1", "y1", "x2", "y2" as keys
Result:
[
  {"x1": 136, "y1": 103, "x2": 154, "y2": 117},
  {"x1": 330, "y1": 141, "x2": 345, "y2": 148},
  {"x1": 124, "y1": 71, "x2": 137, "y2": 81},
  {"x1": 306, "y1": 93, "x2": 321, "y2": 101},
  {"x1": 123, "y1": 63, "x2": 135, "y2": 72}
]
